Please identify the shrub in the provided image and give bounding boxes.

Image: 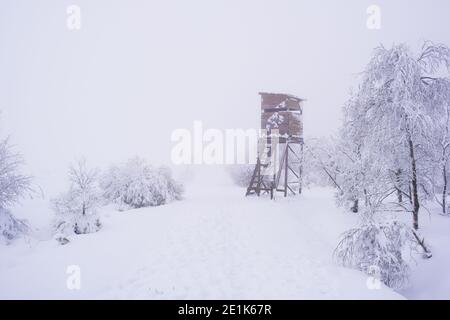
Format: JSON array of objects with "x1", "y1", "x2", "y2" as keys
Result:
[
  {"x1": 227, "y1": 164, "x2": 254, "y2": 187},
  {"x1": 334, "y1": 220, "x2": 414, "y2": 290},
  {"x1": 0, "y1": 208, "x2": 29, "y2": 244},
  {"x1": 0, "y1": 138, "x2": 32, "y2": 243},
  {"x1": 52, "y1": 159, "x2": 101, "y2": 237},
  {"x1": 101, "y1": 157, "x2": 183, "y2": 209}
]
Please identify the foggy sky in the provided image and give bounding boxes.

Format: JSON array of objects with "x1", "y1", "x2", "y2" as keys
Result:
[{"x1": 1, "y1": 0, "x2": 449, "y2": 194}]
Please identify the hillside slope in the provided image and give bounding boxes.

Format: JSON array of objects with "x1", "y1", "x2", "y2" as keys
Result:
[{"x1": 0, "y1": 181, "x2": 403, "y2": 299}]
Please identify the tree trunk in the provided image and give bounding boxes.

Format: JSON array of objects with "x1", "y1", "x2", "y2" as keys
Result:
[
  {"x1": 443, "y1": 164, "x2": 447, "y2": 215},
  {"x1": 395, "y1": 169, "x2": 403, "y2": 203},
  {"x1": 351, "y1": 199, "x2": 359, "y2": 213},
  {"x1": 408, "y1": 137, "x2": 420, "y2": 230},
  {"x1": 412, "y1": 230, "x2": 432, "y2": 259},
  {"x1": 408, "y1": 183, "x2": 413, "y2": 205}
]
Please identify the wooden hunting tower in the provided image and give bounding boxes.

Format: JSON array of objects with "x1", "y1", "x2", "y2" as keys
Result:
[{"x1": 246, "y1": 92, "x2": 304, "y2": 199}]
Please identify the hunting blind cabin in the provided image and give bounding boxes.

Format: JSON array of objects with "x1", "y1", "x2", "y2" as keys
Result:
[{"x1": 246, "y1": 92, "x2": 304, "y2": 199}]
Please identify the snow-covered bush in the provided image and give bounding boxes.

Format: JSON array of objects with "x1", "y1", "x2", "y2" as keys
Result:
[
  {"x1": 302, "y1": 139, "x2": 333, "y2": 188},
  {"x1": 227, "y1": 164, "x2": 254, "y2": 187},
  {"x1": 334, "y1": 219, "x2": 414, "y2": 290},
  {"x1": 52, "y1": 159, "x2": 101, "y2": 237},
  {"x1": 304, "y1": 137, "x2": 348, "y2": 191},
  {"x1": 0, "y1": 208, "x2": 29, "y2": 244},
  {"x1": 0, "y1": 138, "x2": 32, "y2": 244},
  {"x1": 100, "y1": 157, "x2": 183, "y2": 209}
]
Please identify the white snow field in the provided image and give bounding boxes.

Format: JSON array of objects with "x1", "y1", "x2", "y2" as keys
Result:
[
  {"x1": 0, "y1": 173, "x2": 407, "y2": 300},
  {"x1": 402, "y1": 210, "x2": 450, "y2": 300}
]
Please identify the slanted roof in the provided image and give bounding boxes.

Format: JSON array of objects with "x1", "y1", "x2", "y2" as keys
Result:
[{"x1": 259, "y1": 92, "x2": 305, "y2": 102}]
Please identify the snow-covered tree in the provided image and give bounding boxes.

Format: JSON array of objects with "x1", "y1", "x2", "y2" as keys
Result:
[
  {"x1": 332, "y1": 142, "x2": 423, "y2": 289},
  {"x1": 100, "y1": 157, "x2": 183, "y2": 209},
  {"x1": 301, "y1": 139, "x2": 329, "y2": 188},
  {"x1": 330, "y1": 42, "x2": 450, "y2": 288},
  {"x1": 227, "y1": 164, "x2": 254, "y2": 187},
  {"x1": 427, "y1": 78, "x2": 450, "y2": 215},
  {"x1": 0, "y1": 138, "x2": 32, "y2": 244},
  {"x1": 334, "y1": 219, "x2": 414, "y2": 290},
  {"x1": 304, "y1": 137, "x2": 344, "y2": 190},
  {"x1": 305, "y1": 134, "x2": 375, "y2": 213},
  {"x1": 345, "y1": 42, "x2": 449, "y2": 230},
  {"x1": 52, "y1": 159, "x2": 101, "y2": 238},
  {"x1": 0, "y1": 208, "x2": 30, "y2": 244}
]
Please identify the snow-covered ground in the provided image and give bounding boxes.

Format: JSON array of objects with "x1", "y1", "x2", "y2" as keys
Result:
[
  {"x1": 0, "y1": 171, "x2": 448, "y2": 300},
  {"x1": 401, "y1": 210, "x2": 450, "y2": 300}
]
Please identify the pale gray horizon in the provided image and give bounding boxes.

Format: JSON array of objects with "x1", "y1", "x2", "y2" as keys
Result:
[{"x1": 1, "y1": 0, "x2": 449, "y2": 195}]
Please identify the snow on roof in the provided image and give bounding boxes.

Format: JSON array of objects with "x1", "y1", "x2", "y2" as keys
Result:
[{"x1": 258, "y1": 92, "x2": 305, "y2": 102}]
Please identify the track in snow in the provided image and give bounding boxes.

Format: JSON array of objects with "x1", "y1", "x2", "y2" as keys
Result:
[{"x1": 0, "y1": 183, "x2": 402, "y2": 299}]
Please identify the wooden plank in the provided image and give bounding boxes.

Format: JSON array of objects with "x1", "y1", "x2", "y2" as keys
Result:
[
  {"x1": 288, "y1": 166, "x2": 299, "y2": 178},
  {"x1": 275, "y1": 144, "x2": 288, "y2": 188},
  {"x1": 261, "y1": 111, "x2": 302, "y2": 138},
  {"x1": 284, "y1": 144, "x2": 289, "y2": 197},
  {"x1": 287, "y1": 185, "x2": 296, "y2": 195},
  {"x1": 245, "y1": 160, "x2": 259, "y2": 196},
  {"x1": 260, "y1": 92, "x2": 303, "y2": 111}
]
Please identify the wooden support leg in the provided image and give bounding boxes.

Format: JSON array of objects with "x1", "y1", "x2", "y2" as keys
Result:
[
  {"x1": 256, "y1": 160, "x2": 261, "y2": 197},
  {"x1": 299, "y1": 144, "x2": 303, "y2": 195},
  {"x1": 299, "y1": 164, "x2": 303, "y2": 195},
  {"x1": 284, "y1": 143, "x2": 289, "y2": 197}
]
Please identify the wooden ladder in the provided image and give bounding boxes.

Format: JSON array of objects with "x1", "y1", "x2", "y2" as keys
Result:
[
  {"x1": 246, "y1": 142, "x2": 302, "y2": 199},
  {"x1": 245, "y1": 145, "x2": 275, "y2": 199}
]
